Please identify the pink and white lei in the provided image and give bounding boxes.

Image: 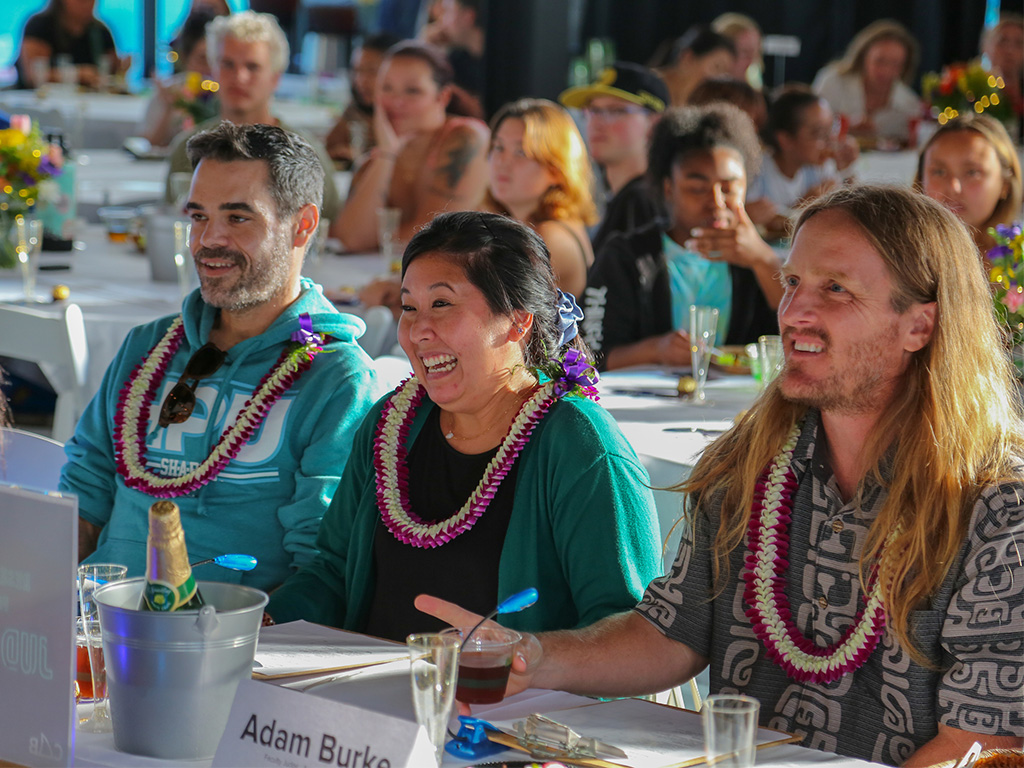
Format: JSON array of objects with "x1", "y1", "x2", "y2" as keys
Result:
[
  {"x1": 373, "y1": 377, "x2": 557, "y2": 548},
  {"x1": 742, "y1": 423, "x2": 893, "y2": 685},
  {"x1": 113, "y1": 316, "x2": 321, "y2": 498}
]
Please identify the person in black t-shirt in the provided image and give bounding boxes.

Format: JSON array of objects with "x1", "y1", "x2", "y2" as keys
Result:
[
  {"x1": 560, "y1": 62, "x2": 669, "y2": 254},
  {"x1": 15, "y1": 0, "x2": 124, "y2": 90}
]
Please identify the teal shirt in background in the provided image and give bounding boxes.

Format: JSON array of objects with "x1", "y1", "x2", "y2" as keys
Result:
[{"x1": 663, "y1": 233, "x2": 731, "y2": 340}]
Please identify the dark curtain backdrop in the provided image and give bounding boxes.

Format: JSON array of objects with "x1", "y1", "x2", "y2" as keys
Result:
[{"x1": 579, "y1": 0, "x2": 991, "y2": 90}]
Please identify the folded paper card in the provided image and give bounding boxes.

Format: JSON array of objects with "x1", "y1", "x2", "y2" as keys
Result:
[{"x1": 253, "y1": 620, "x2": 408, "y2": 679}]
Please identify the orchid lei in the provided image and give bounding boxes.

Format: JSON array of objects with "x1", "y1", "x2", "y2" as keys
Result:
[
  {"x1": 373, "y1": 290, "x2": 601, "y2": 548},
  {"x1": 113, "y1": 315, "x2": 323, "y2": 498},
  {"x1": 374, "y1": 377, "x2": 557, "y2": 548},
  {"x1": 742, "y1": 423, "x2": 891, "y2": 685}
]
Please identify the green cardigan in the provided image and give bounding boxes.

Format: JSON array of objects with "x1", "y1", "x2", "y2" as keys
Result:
[{"x1": 266, "y1": 391, "x2": 661, "y2": 633}]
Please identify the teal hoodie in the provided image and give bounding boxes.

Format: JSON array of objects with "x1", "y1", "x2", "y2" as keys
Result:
[{"x1": 62, "y1": 279, "x2": 383, "y2": 591}]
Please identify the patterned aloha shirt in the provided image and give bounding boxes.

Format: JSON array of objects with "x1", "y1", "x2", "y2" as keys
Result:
[{"x1": 636, "y1": 410, "x2": 1024, "y2": 766}]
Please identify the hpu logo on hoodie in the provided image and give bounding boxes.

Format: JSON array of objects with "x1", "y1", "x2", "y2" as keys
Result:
[{"x1": 144, "y1": 381, "x2": 295, "y2": 482}]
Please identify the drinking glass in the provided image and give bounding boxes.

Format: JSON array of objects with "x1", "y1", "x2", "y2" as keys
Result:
[
  {"x1": 173, "y1": 220, "x2": 191, "y2": 302},
  {"x1": 377, "y1": 207, "x2": 402, "y2": 275},
  {"x1": 56, "y1": 54, "x2": 77, "y2": 90},
  {"x1": 77, "y1": 563, "x2": 128, "y2": 733},
  {"x1": 442, "y1": 626, "x2": 521, "y2": 705},
  {"x1": 758, "y1": 335, "x2": 784, "y2": 389},
  {"x1": 14, "y1": 216, "x2": 43, "y2": 302},
  {"x1": 702, "y1": 694, "x2": 760, "y2": 767},
  {"x1": 30, "y1": 58, "x2": 50, "y2": 89},
  {"x1": 168, "y1": 172, "x2": 193, "y2": 213},
  {"x1": 407, "y1": 632, "x2": 460, "y2": 767},
  {"x1": 689, "y1": 305, "x2": 719, "y2": 405},
  {"x1": 74, "y1": 616, "x2": 93, "y2": 702}
]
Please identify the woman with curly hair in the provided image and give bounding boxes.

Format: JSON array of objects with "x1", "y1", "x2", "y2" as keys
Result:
[{"x1": 484, "y1": 98, "x2": 598, "y2": 299}]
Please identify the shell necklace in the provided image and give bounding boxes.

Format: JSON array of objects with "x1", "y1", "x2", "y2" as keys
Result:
[
  {"x1": 742, "y1": 423, "x2": 892, "y2": 685},
  {"x1": 374, "y1": 377, "x2": 556, "y2": 548},
  {"x1": 113, "y1": 316, "x2": 322, "y2": 498}
]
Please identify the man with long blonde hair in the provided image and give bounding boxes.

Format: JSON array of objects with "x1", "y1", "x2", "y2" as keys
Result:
[{"x1": 419, "y1": 185, "x2": 1024, "y2": 765}]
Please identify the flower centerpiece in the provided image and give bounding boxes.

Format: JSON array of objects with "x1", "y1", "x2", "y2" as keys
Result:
[
  {"x1": 0, "y1": 114, "x2": 63, "y2": 268},
  {"x1": 173, "y1": 72, "x2": 220, "y2": 131},
  {"x1": 922, "y1": 61, "x2": 1013, "y2": 126},
  {"x1": 988, "y1": 223, "x2": 1024, "y2": 369}
]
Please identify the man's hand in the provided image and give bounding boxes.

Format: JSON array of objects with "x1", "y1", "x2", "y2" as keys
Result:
[{"x1": 414, "y1": 594, "x2": 543, "y2": 705}]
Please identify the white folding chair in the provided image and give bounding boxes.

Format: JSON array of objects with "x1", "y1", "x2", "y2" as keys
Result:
[
  {"x1": 352, "y1": 304, "x2": 397, "y2": 359},
  {"x1": 0, "y1": 303, "x2": 88, "y2": 442},
  {"x1": 0, "y1": 426, "x2": 66, "y2": 490}
]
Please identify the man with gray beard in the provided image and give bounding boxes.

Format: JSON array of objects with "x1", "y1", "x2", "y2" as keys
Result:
[{"x1": 62, "y1": 122, "x2": 383, "y2": 593}]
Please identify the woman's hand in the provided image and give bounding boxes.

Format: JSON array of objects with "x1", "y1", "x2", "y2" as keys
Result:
[
  {"x1": 414, "y1": 594, "x2": 543, "y2": 704},
  {"x1": 655, "y1": 330, "x2": 692, "y2": 367},
  {"x1": 744, "y1": 197, "x2": 778, "y2": 227},
  {"x1": 358, "y1": 277, "x2": 403, "y2": 320},
  {"x1": 685, "y1": 198, "x2": 775, "y2": 271}
]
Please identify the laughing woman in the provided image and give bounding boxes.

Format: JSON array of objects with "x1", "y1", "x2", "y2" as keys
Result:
[{"x1": 265, "y1": 211, "x2": 660, "y2": 640}]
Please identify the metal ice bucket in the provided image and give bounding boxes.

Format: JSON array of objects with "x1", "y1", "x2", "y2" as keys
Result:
[{"x1": 94, "y1": 578, "x2": 268, "y2": 759}]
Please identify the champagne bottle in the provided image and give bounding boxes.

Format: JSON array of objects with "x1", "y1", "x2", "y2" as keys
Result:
[{"x1": 140, "y1": 500, "x2": 206, "y2": 611}]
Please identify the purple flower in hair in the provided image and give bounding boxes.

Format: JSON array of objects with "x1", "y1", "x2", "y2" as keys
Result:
[{"x1": 552, "y1": 347, "x2": 599, "y2": 399}]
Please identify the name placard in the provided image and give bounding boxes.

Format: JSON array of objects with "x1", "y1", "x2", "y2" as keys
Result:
[
  {"x1": 0, "y1": 484, "x2": 78, "y2": 768},
  {"x1": 212, "y1": 679, "x2": 436, "y2": 768}
]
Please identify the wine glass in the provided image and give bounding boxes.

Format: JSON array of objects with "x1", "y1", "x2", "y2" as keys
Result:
[
  {"x1": 406, "y1": 632, "x2": 460, "y2": 766},
  {"x1": 77, "y1": 563, "x2": 128, "y2": 733},
  {"x1": 689, "y1": 304, "x2": 719, "y2": 405}
]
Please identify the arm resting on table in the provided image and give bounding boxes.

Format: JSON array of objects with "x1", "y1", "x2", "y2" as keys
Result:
[{"x1": 903, "y1": 725, "x2": 1023, "y2": 767}]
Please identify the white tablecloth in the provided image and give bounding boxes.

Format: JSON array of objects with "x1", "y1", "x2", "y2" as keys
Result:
[
  {"x1": 0, "y1": 90, "x2": 340, "y2": 150},
  {"x1": 70, "y1": 655, "x2": 882, "y2": 768}
]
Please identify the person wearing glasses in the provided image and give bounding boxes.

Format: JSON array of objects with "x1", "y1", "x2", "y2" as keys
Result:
[
  {"x1": 559, "y1": 63, "x2": 669, "y2": 254},
  {"x1": 61, "y1": 122, "x2": 381, "y2": 592}
]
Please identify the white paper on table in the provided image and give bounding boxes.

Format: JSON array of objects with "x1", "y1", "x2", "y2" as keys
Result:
[
  {"x1": 485, "y1": 697, "x2": 799, "y2": 768},
  {"x1": 253, "y1": 619, "x2": 408, "y2": 679}
]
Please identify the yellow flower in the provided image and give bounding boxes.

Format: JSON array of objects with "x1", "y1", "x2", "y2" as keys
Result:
[{"x1": 0, "y1": 128, "x2": 27, "y2": 149}]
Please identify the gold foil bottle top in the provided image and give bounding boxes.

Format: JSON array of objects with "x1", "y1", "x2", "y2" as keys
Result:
[{"x1": 145, "y1": 500, "x2": 191, "y2": 587}]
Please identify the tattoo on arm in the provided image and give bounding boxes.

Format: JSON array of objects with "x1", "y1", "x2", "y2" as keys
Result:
[{"x1": 434, "y1": 135, "x2": 481, "y2": 190}]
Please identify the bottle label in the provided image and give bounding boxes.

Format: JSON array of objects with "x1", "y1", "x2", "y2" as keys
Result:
[{"x1": 143, "y1": 574, "x2": 199, "y2": 611}]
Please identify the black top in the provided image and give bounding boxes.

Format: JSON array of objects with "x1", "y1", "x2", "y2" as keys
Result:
[
  {"x1": 590, "y1": 175, "x2": 662, "y2": 255},
  {"x1": 581, "y1": 221, "x2": 778, "y2": 370},
  {"x1": 448, "y1": 47, "x2": 484, "y2": 98},
  {"x1": 363, "y1": 407, "x2": 518, "y2": 641},
  {"x1": 15, "y1": 12, "x2": 116, "y2": 89}
]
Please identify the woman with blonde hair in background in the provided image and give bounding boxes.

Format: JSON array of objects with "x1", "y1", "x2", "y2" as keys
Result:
[
  {"x1": 813, "y1": 19, "x2": 922, "y2": 145},
  {"x1": 915, "y1": 113, "x2": 1022, "y2": 257},
  {"x1": 484, "y1": 98, "x2": 598, "y2": 299},
  {"x1": 711, "y1": 12, "x2": 763, "y2": 90}
]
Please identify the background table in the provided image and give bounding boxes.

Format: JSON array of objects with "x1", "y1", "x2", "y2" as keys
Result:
[
  {"x1": 0, "y1": 225, "x2": 385, "y2": 399},
  {"x1": 0, "y1": 89, "x2": 341, "y2": 150}
]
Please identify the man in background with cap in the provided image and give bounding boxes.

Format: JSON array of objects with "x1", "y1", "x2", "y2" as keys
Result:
[{"x1": 560, "y1": 62, "x2": 669, "y2": 253}]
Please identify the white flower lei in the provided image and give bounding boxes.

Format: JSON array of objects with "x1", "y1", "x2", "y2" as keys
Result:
[
  {"x1": 373, "y1": 377, "x2": 556, "y2": 548},
  {"x1": 113, "y1": 316, "x2": 321, "y2": 498},
  {"x1": 742, "y1": 423, "x2": 894, "y2": 684}
]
